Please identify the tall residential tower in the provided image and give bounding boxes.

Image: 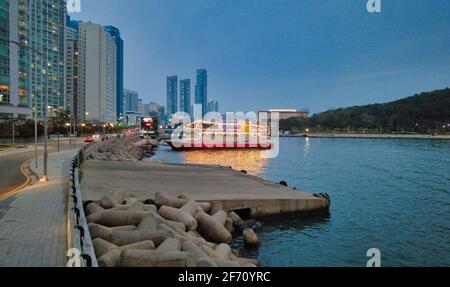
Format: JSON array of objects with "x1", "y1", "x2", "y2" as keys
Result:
[
  {"x1": 1, "y1": 0, "x2": 66, "y2": 119},
  {"x1": 179, "y1": 79, "x2": 190, "y2": 114},
  {"x1": 195, "y1": 69, "x2": 207, "y2": 116},
  {"x1": 29, "y1": 0, "x2": 66, "y2": 117},
  {"x1": 166, "y1": 76, "x2": 178, "y2": 116},
  {"x1": 76, "y1": 21, "x2": 117, "y2": 123},
  {"x1": 105, "y1": 25, "x2": 124, "y2": 120},
  {"x1": 0, "y1": 0, "x2": 31, "y2": 119}
]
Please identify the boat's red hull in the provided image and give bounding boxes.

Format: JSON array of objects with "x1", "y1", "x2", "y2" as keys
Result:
[{"x1": 166, "y1": 141, "x2": 272, "y2": 151}]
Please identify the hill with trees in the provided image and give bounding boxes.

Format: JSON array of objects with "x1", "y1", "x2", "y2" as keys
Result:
[{"x1": 280, "y1": 88, "x2": 450, "y2": 134}]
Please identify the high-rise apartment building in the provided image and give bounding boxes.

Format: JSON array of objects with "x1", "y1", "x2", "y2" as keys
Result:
[
  {"x1": 66, "y1": 17, "x2": 123, "y2": 124},
  {"x1": 29, "y1": 0, "x2": 66, "y2": 117},
  {"x1": 105, "y1": 25, "x2": 124, "y2": 119},
  {"x1": 124, "y1": 89, "x2": 139, "y2": 112},
  {"x1": 137, "y1": 98, "x2": 144, "y2": 115},
  {"x1": 166, "y1": 75, "x2": 178, "y2": 116},
  {"x1": 1, "y1": 0, "x2": 65, "y2": 119},
  {"x1": 65, "y1": 16, "x2": 79, "y2": 123},
  {"x1": 195, "y1": 69, "x2": 207, "y2": 116},
  {"x1": 0, "y1": 0, "x2": 32, "y2": 119},
  {"x1": 179, "y1": 79, "x2": 190, "y2": 114},
  {"x1": 208, "y1": 100, "x2": 219, "y2": 113},
  {"x1": 76, "y1": 21, "x2": 117, "y2": 123}
]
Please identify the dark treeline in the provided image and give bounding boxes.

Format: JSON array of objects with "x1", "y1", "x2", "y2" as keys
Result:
[{"x1": 280, "y1": 88, "x2": 450, "y2": 134}]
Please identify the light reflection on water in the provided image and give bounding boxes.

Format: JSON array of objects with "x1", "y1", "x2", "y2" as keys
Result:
[{"x1": 183, "y1": 150, "x2": 267, "y2": 174}]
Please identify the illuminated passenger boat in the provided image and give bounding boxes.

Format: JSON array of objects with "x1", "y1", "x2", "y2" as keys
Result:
[{"x1": 166, "y1": 120, "x2": 272, "y2": 151}]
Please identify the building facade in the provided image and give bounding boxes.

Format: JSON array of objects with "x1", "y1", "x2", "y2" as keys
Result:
[
  {"x1": 105, "y1": 25, "x2": 124, "y2": 120},
  {"x1": 65, "y1": 16, "x2": 78, "y2": 123},
  {"x1": 149, "y1": 101, "x2": 165, "y2": 122},
  {"x1": 166, "y1": 75, "x2": 178, "y2": 116},
  {"x1": 258, "y1": 109, "x2": 310, "y2": 121},
  {"x1": 195, "y1": 69, "x2": 207, "y2": 116},
  {"x1": 137, "y1": 98, "x2": 144, "y2": 115},
  {"x1": 29, "y1": 0, "x2": 66, "y2": 117},
  {"x1": 207, "y1": 100, "x2": 219, "y2": 113},
  {"x1": 124, "y1": 89, "x2": 139, "y2": 112},
  {"x1": 1, "y1": 0, "x2": 67, "y2": 120},
  {"x1": 77, "y1": 21, "x2": 117, "y2": 123},
  {"x1": 0, "y1": 0, "x2": 32, "y2": 119},
  {"x1": 179, "y1": 79, "x2": 190, "y2": 114}
]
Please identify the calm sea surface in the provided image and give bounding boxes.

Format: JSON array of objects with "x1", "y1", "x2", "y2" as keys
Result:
[{"x1": 151, "y1": 137, "x2": 450, "y2": 267}]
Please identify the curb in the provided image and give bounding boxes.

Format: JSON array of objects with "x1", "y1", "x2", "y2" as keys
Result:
[{"x1": 0, "y1": 160, "x2": 33, "y2": 201}]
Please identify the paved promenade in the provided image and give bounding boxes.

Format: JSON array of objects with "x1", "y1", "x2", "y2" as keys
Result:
[{"x1": 0, "y1": 149, "x2": 76, "y2": 267}]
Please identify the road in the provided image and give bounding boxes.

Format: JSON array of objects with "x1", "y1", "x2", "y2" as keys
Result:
[
  {"x1": 0, "y1": 150, "x2": 36, "y2": 195},
  {"x1": 0, "y1": 140, "x2": 83, "y2": 197}
]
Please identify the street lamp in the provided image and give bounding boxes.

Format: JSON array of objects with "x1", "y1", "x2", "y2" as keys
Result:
[
  {"x1": 11, "y1": 40, "x2": 49, "y2": 181},
  {"x1": 81, "y1": 123, "x2": 85, "y2": 137},
  {"x1": 66, "y1": 123, "x2": 71, "y2": 150},
  {"x1": 33, "y1": 105, "x2": 38, "y2": 168}
]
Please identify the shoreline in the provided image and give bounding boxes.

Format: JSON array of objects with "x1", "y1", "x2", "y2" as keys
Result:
[
  {"x1": 78, "y1": 139, "x2": 330, "y2": 267},
  {"x1": 282, "y1": 133, "x2": 450, "y2": 140}
]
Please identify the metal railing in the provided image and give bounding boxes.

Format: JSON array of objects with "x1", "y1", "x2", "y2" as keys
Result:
[{"x1": 67, "y1": 143, "x2": 98, "y2": 267}]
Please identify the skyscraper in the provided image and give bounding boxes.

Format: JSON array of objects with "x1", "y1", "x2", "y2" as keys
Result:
[
  {"x1": 179, "y1": 79, "x2": 190, "y2": 114},
  {"x1": 65, "y1": 16, "x2": 79, "y2": 123},
  {"x1": 0, "y1": 0, "x2": 32, "y2": 119},
  {"x1": 29, "y1": 0, "x2": 66, "y2": 117},
  {"x1": 166, "y1": 76, "x2": 178, "y2": 116},
  {"x1": 138, "y1": 98, "x2": 144, "y2": 115},
  {"x1": 214, "y1": 101, "x2": 219, "y2": 113},
  {"x1": 105, "y1": 25, "x2": 124, "y2": 120},
  {"x1": 1, "y1": 0, "x2": 66, "y2": 119},
  {"x1": 207, "y1": 100, "x2": 219, "y2": 113},
  {"x1": 77, "y1": 21, "x2": 117, "y2": 123},
  {"x1": 195, "y1": 69, "x2": 207, "y2": 116},
  {"x1": 124, "y1": 89, "x2": 139, "y2": 112}
]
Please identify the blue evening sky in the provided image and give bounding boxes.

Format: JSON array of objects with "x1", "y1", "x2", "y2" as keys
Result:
[{"x1": 70, "y1": 0, "x2": 450, "y2": 114}]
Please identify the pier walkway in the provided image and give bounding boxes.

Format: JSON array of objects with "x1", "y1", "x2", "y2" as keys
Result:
[
  {"x1": 0, "y1": 150, "x2": 76, "y2": 267},
  {"x1": 81, "y1": 160, "x2": 329, "y2": 218}
]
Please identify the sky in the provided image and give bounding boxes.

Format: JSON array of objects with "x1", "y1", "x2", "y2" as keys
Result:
[{"x1": 70, "y1": 0, "x2": 450, "y2": 114}]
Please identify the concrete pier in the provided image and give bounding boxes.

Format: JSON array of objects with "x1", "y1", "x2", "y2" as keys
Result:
[{"x1": 81, "y1": 160, "x2": 329, "y2": 218}]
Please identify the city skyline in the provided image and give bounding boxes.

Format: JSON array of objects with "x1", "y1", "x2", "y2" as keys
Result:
[{"x1": 70, "y1": 0, "x2": 450, "y2": 114}]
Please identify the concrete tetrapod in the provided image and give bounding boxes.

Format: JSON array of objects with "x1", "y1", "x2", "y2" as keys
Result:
[
  {"x1": 156, "y1": 238, "x2": 181, "y2": 251},
  {"x1": 195, "y1": 210, "x2": 232, "y2": 244},
  {"x1": 180, "y1": 240, "x2": 208, "y2": 258},
  {"x1": 137, "y1": 213, "x2": 158, "y2": 230},
  {"x1": 158, "y1": 205, "x2": 198, "y2": 231},
  {"x1": 228, "y1": 211, "x2": 245, "y2": 226},
  {"x1": 87, "y1": 210, "x2": 151, "y2": 227},
  {"x1": 86, "y1": 202, "x2": 105, "y2": 216},
  {"x1": 214, "y1": 243, "x2": 232, "y2": 260},
  {"x1": 97, "y1": 240, "x2": 156, "y2": 267},
  {"x1": 110, "y1": 229, "x2": 171, "y2": 246},
  {"x1": 212, "y1": 210, "x2": 228, "y2": 226},
  {"x1": 224, "y1": 217, "x2": 235, "y2": 234},
  {"x1": 243, "y1": 228, "x2": 261, "y2": 248},
  {"x1": 155, "y1": 193, "x2": 211, "y2": 212},
  {"x1": 119, "y1": 250, "x2": 197, "y2": 267}
]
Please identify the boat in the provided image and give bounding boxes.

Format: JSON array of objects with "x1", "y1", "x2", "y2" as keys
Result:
[{"x1": 165, "y1": 120, "x2": 273, "y2": 151}]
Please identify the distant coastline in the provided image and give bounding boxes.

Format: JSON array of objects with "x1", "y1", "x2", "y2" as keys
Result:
[{"x1": 280, "y1": 133, "x2": 450, "y2": 140}]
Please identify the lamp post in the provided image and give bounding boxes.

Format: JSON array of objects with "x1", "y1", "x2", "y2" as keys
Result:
[
  {"x1": 34, "y1": 106, "x2": 38, "y2": 168},
  {"x1": 11, "y1": 40, "x2": 48, "y2": 181},
  {"x1": 66, "y1": 123, "x2": 71, "y2": 150}
]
